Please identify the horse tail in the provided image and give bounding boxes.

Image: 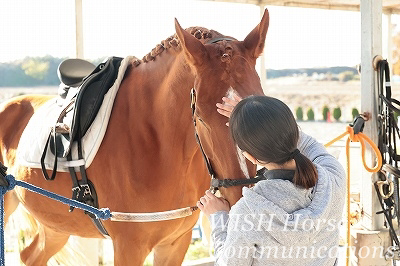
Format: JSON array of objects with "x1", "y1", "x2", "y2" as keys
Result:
[
  {"x1": 11, "y1": 206, "x2": 92, "y2": 266},
  {"x1": 51, "y1": 238, "x2": 94, "y2": 266},
  {"x1": 10, "y1": 205, "x2": 39, "y2": 247}
]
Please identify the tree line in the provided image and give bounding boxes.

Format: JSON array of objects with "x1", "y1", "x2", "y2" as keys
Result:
[
  {"x1": 0, "y1": 56, "x2": 361, "y2": 87},
  {"x1": 0, "y1": 56, "x2": 105, "y2": 87},
  {"x1": 1, "y1": 42, "x2": 399, "y2": 87},
  {"x1": 266, "y1": 66, "x2": 358, "y2": 79}
]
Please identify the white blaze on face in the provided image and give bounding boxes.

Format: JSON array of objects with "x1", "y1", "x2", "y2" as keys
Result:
[
  {"x1": 225, "y1": 87, "x2": 250, "y2": 179},
  {"x1": 225, "y1": 87, "x2": 237, "y2": 103},
  {"x1": 236, "y1": 145, "x2": 250, "y2": 179}
]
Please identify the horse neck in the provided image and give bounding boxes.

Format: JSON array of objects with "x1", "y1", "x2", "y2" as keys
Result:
[{"x1": 122, "y1": 52, "x2": 198, "y2": 157}]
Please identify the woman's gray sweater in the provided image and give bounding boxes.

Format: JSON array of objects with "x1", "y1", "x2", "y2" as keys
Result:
[{"x1": 210, "y1": 132, "x2": 346, "y2": 265}]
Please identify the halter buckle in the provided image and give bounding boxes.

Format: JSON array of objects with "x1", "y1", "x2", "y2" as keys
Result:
[{"x1": 190, "y1": 88, "x2": 196, "y2": 111}]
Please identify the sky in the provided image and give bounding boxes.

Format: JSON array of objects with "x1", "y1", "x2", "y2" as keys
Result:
[{"x1": 0, "y1": 0, "x2": 399, "y2": 69}]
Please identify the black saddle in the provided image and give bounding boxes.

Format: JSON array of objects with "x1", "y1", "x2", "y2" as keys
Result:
[
  {"x1": 46, "y1": 57, "x2": 123, "y2": 160},
  {"x1": 58, "y1": 58, "x2": 96, "y2": 87}
]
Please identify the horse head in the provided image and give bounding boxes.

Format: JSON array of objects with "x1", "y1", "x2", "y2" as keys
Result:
[{"x1": 175, "y1": 9, "x2": 270, "y2": 205}]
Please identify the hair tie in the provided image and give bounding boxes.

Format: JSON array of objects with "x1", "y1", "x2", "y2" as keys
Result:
[{"x1": 290, "y1": 149, "x2": 301, "y2": 159}]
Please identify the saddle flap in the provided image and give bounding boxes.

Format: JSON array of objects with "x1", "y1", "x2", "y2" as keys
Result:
[
  {"x1": 49, "y1": 57, "x2": 123, "y2": 159},
  {"x1": 71, "y1": 57, "x2": 123, "y2": 141}
]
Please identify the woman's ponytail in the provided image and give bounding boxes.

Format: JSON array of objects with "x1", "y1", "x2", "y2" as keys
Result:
[{"x1": 292, "y1": 150, "x2": 318, "y2": 189}]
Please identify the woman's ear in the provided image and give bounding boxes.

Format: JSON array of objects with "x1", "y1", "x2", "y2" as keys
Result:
[{"x1": 242, "y1": 151, "x2": 258, "y2": 165}]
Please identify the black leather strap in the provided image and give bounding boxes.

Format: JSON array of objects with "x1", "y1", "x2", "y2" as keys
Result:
[
  {"x1": 90, "y1": 217, "x2": 109, "y2": 236},
  {"x1": 378, "y1": 60, "x2": 400, "y2": 165},
  {"x1": 190, "y1": 89, "x2": 216, "y2": 183},
  {"x1": 0, "y1": 162, "x2": 8, "y2": 187},
  {"x1": 206, "y1": 37, "x2": 235, "y2": 44},
  {"x1": 211, "y1": 176, "x2": 266, "y2": 188},
  {"x1": 376, "y1": 59, "x2": 400, "y2": 249},
  {"x1": 194, "y1": 131, "x2": 215, "y2": 179},
  {"x1": 375, "y1": 182, "x2": 400, "y2": 247},
  {"x1": 40, "y1": 130, "x2": 58, "y2": 180}
]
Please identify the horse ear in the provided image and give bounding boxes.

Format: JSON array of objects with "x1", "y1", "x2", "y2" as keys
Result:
[
  {"x1": 175, "y1": 18, "x2": 207, "y2": 66},
  {"x1": 243, "y1": 8, "x2": 270, "y2": 59}
]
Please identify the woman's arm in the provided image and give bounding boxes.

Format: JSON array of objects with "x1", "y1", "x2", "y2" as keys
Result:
[
  {"x1": 197, "y1": 192, "x2": 256, "y2": 265},
  {"x1": 298, "y1": 132, "x2": 345, "y2": 187},
  {"x1": 211, "y1": 207, "x2": 257, "y2": 265}
]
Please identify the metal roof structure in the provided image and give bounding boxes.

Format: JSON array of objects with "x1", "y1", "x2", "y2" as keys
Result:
[{"x1": 203, "y1": 0, "x2": 400, "y2": 14}]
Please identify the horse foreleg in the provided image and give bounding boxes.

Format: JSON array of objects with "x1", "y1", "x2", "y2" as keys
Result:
[
  {"x1": 20, "y1": 225, "x2": 69, "y2": 266},
  {"x1": 153, "y1": 228, "x2": 192, "y2": 266},
  {"x1": 113, "y1": 234, "x2": 152, "y2": 266}
]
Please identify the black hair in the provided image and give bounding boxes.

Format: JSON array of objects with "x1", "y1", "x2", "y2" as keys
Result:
[{"x1": 230, "y1": 95, "x2": 317, "y2": 189}]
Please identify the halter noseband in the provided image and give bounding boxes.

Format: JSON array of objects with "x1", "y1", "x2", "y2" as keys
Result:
[{"x1": 190, "y1": 88, "x2": 266, "y2": 192}]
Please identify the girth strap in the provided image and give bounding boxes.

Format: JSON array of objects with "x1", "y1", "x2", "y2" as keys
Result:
[{"x1": 67, "y1": 131, "x2": 109, "y2": 236}]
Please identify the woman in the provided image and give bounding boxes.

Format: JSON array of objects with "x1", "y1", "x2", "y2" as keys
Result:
[{"x1": 197, "y1": 95, "x2": 345, "y2": 265}]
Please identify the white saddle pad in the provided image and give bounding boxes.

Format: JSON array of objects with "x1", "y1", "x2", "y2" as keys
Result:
[{"x1": 16, "y1": 56, "x2": 135, "y2": 172}]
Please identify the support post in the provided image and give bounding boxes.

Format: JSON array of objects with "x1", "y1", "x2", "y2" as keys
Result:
[
  {"x1": 352, "y1": 2, "x2": 393, "y2": 264},
  {"x1": 387, "y1": 13, "x2": 393, "y2": 74},
  {"x1": 259, "y1": 5, "x2": 266, "y2": 90},
  {"x1": 360, "y1": 0, "x2": 383, "y2": 231},
  {"x1": 75, "y1": 0, "x2": 84, "y2": 59}
]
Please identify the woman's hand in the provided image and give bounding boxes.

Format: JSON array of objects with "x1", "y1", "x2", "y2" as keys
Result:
[
  {"x1": 197, "y1": 190, "x2": 230, "y2": 217},
  {"x1": 216, "y1": 93, "x2": 242, "y2": 126}
]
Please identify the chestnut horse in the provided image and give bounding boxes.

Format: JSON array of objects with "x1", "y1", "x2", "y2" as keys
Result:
[{"x1": 1, "y1": 10, "x2": 269, "y2": 265}]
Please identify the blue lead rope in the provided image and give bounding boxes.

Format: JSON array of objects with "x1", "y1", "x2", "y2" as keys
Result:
[{"x1": 0, "y1": 174, "x2": 111, "y2": 266}]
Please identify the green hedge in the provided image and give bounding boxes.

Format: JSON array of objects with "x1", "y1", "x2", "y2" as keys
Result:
[
  {"x1": 333, "y1": 107, "x2": 342, "y2": 121},
  {"x1": 307, "y1": 108, "x2": 315, "y2": 121},
  {"x1": 296, "y1": 107, "x2": 303, "y2": 121},
  {"x1": 322, "y1": 106, "x2": 329, "y2": 121}
]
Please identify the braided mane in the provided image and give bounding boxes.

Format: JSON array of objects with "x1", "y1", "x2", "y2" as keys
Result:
[{"x1": 131, "y1": 27, "x2": 224, "y2": 67}]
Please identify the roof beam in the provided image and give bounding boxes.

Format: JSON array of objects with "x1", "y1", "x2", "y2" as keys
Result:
[
  {"x1": 202, "y1": 0, "x2": 400, "y2": 14},
  {"x1": 75, "y1": 0, "x2": 84, "y2": 59},
  {"x1": 382, "y1": 0, "x2": 400, "y2": 6},
  {"x1": 270, "y1": 1, "x2": 360, "y2": 11}
]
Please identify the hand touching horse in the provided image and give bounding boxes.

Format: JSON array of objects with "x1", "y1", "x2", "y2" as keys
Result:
[{"x1": 0, "y1": 9, "x2": 269, "y2": 265}]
